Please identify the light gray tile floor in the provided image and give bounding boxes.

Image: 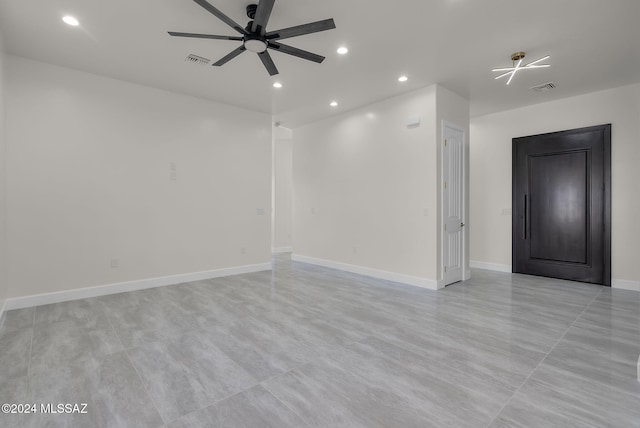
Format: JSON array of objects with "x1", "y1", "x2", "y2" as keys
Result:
[{"x1": 1, "y1": 253, "x2": 639, "y2": 427}]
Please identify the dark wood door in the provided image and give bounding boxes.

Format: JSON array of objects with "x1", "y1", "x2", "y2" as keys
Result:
[{"x1": 512, "y1": 124, "x2": 611, "y2": 285}]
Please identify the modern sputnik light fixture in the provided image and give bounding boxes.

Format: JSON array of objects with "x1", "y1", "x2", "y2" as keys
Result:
[{"x1": 493, "y1": 52, "x2": 550, "y2": 85}]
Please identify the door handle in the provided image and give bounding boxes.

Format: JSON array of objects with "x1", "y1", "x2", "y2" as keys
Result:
[
  {"x1": 460, "y1": 222, "x2": 465, "y2": 227},
  {"x1": 523, "y1": 194, "x2": 527, "y2": 240}
]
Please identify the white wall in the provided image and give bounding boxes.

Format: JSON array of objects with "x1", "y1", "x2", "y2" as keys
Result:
[
  {"x1": 292, "y1": 84, "x2": 469, "y2": 286},
  {"x1": 0, "y1": 30, "x2": 7, "y2": 315},
  {"x1": 273, "y1": 126, "x2": 293, "y2": 251},
  {"x1": 293, "y1": 85, "x2": 441, "y2": 284},
  {"x1": 5, "y1": 56, "x2": 272, "y2": 299},
  {"x1": 470, "y1": 83, "x2": 640, "y2": 285}
]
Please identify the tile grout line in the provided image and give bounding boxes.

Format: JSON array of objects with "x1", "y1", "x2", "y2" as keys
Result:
[
  {"x1": 261, "y1": 375, "x2": 314, "y2": 428},
  {"x1": 484, "y1": 287, "x2": 604, "y2": 428},
  {"x1": 254, "y1": 330, "x2": 380, "y2": 428},
  {"x1": 26, "y1": 307, "x2": 36, "y2": 377},
  {"x1": 100, "y1": 300, "x2": 167, "y2": 426},
  {"x1": 259, "y1": 333, "x2": 383, "y2": 428},
  {"x1": 100, "y1": 299, "x2": 128, "y2": 357},
  {"x1": 159, "y1": 309, "x2": 342, "y2": 426},
  {"x1": 161, "y1": 334, "x2": 262, "y2": 425},
  {"x1": 123, "y1": 348, "x2": 169, "y2": 426},
  {"x1": 21, "y1": 308, "x2": 38, "y2": 428},
  {"x1": 162, "y1": 367, "x2": 287, "y2": 425}
]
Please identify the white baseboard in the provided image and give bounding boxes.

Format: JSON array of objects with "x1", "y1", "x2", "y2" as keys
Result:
[
  {"x1": 612, "y1": 278, "x2": 640, "y2": 291},
  {"x1": 3, "y1": 262, "x2": 272, "y2": 311},
  {"x1": 272, "y1": 247, "x2": 293, "y2": 254},
  {"x1": 470, "y1": 260, "x2": 512, "y2": 273},
  {"x1": 292, "y1": 254, "x2": 440, "y2": 290}
]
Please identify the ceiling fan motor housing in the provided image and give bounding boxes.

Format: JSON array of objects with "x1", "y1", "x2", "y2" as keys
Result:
[{"x1": 246, "y1": 4, "x2": 258, "y2": 20}]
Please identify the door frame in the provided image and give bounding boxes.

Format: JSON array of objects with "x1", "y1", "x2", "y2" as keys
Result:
[
  {"x1": 511, "y1": 124, "x2": 611, "y2": 285},
  {"x1": 441, "y1": 121, "x2": 467, "y2": 286}
]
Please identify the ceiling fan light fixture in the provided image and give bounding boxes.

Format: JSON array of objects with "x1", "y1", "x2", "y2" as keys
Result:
[
  {"x1": 244, "y1": 39, "x2": 268, "y2": 53},
  {"x1": 168, "y1": 0, "x2": 336, "y2": 76},
  {"x1": 337, "y1": 46, "x2": 348, "y2": 55}
]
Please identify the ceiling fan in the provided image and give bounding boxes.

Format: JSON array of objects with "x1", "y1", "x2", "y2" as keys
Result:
[{"x1": 169, "y1": 0, "x2": 336, "y2": 76}]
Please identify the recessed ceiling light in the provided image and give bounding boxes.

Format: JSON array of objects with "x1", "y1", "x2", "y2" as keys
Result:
[
  {"x1": 337, "y1": 46, "x2": 348, "y2": 55},
  {"x1": 273, "y1": 82, "x2": 283, "y2": 88},
  {"x1": 330, "y1": 101, "x2": 338, "y2": 107},
  {"x1": 398, "y1": 75, "x2": 408, "y2": 82},
  {"x1": 62, "y1": 15, "x2": 79, "y2": 26}
]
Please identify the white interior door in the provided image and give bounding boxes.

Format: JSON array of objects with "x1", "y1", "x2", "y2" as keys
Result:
[{"x1": 442, "y1": 123, "x2": 465, "y2": 286}]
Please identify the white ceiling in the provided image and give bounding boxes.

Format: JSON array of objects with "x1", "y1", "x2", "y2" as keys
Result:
[{"x1": 1, "y1": 0, "x2": 639, "y2": 128}]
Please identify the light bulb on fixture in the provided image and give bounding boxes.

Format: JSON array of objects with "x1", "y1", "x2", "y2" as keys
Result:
[
  {"x1": 62, "y1": 15, "x2": 79, "y2": 26},
  {"x1": 273, "y1": 82, "x2": 283, "y2": 88},
  {"x1": 337, "y1": 47, "x2": 348, "y2": 55},
  {"x1": 244, "y1": 39, "x2": 267, "y2": 53},
  {"x1": 398, "y1": 75, "x2": 408, "y2": 82},
  {"x1": 492, "y1": 52, "x2": 550, "y2": 85},
  {"x1": 330, "y1": 101, "x2": 338, "y2": 107}
]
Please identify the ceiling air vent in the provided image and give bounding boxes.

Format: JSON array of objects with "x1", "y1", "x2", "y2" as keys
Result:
[
  {"x1": 185, "y1": 54, "x2": 210, "y2": 66},
  {"x1": 530, "y1": 82, "x2": 556, "y2": 92}
]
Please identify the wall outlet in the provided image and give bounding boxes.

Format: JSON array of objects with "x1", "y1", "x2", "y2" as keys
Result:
[
  {"x1": 311, "y1": 207, "x2": 316, "y2": 215},
  {"x1": 423, "y1": 208, "x2": 429, "y2": 217},
  {"x1": 241, "y1": 247, "x2": 246, "y2": 255},
  {"x1": 352, "y1": 246, "x2": 357, "y2": 254},
  {"x1": 501, "y1": 208, "x2": 512, "y2": 216},
  {"x1": 110, "y1": 259, "x2": 119, "y2": 268},
  {"x1": 256, "y1": 208, "x2": 265, "y2": 215},
  {"x1": 170, "y1": 162, "x2": 177, "y2": 171},
  {"x1": 170, "y1": 171, "x2": 177, "y2": 181}
]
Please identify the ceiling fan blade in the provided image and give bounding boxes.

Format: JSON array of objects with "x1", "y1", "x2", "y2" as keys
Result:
[
  {"x1": 269, "y1": 42, "x2": 325, "y2": 63},
  {"x1": 168, "y1": 31, "x2": 243, "y2": 41},
  {"x1": 192, "y1": 0, "x2": 248, "y2": 35},
  {"x1": 258, "y1": 50, "x2": 279, "y2": 76},
  {"x1": 251, "y1": 0, "x2": 276, "y2": 34},
  {"x1": 212, "y1": 46, "x2": 247, "y2": 66},
  {"x1": 265, "y1": 18, "x2": 336, "y2": 40}
]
